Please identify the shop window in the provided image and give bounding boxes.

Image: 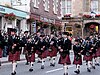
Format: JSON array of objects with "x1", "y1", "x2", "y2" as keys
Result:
[
  {"x1": 66, "y1": 27, "x2": 72, "y2": 31},
  {"x1": 7, "y1": 20, "x2": 12, "y2": 24}
]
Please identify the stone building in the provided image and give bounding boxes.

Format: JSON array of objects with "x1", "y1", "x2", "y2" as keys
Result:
[
  {"x1": 30, "y1": 0, "x2": 62, "y2": 35},
  {"x1": 61, "y1": 0, "x2": 100, "y2": 38}
]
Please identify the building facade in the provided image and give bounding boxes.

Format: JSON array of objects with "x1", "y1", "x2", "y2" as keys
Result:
[
  {"x1": 0, "y1": 5, "x2": 29, "y2": 34},
  {"x1": 30, "y1": 0, "x2": 62, "y2": 35},
  {"x1": 61, "y1": 0, "x2": 100, "y2": 37}
]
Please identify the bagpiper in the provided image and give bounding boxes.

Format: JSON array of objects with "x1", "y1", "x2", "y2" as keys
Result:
[
  {"x1": 22, "y1": 31, "x2": 30, "y2": 65},
  {"x1": 48, "y1": 33, "x2": 58, "y2": 67},
  {"x1": 94, "y1": 35, "x2": 100, "y2": 66},
  {"x1": 73, "y1": 39, "x2": 83, "y2": 74},
  {"x1": 25, "y1": 37, "x2": 35, "y2": 72},
  {"x1": 37, "y1": 34, "x2": 48, "y2": 69},
  {"x1": 8, "y1": 29, "x2": 21, "y2": 75},
  {"x1": 83, "y1": 37, "x2": 94, "y2": 72},
  {"x1": 58, "y1": 32, "x2": 72, "y2": 75},
  {"x1": 0, "y1": 30, "x2": 4, "y2": 67}
]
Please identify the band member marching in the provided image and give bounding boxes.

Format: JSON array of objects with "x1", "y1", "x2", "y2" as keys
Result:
[
  {"x1": 58, "y1": 32, "x2": 72, "y2": 75},
  {"x1": 83, "y1": 37, "x2": 94, "y2": 72},
  {"x1": 25, "y1": 37, "x2": 35, "y2": 72},
  {"x1": 8, "y1": 29, "x2": 21, "y2": 75},
  {"x1": 0, "y1": 30, "x2": 4, "y2": 67},
  {"x1": 37, "y1": 34, "x2": 48, "y2": 69},
  {"x1": 94, "y1": 35, "x2": 100, "y2": 66},
  {"x1": 22, "y1": 31, "x2": 30, "y2": 65},
  {"x1": 48, "y1": 33, "x2": 58, "y2": 67},
  {"x1": 73, "y1": 39, "x2": 83, "y2": 74}
]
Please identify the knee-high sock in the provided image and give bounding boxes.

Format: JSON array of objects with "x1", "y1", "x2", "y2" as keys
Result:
[
  {"x1": 42, "y1": 59, "x2": 44, "y2": 66},
  {"x1": 95, "y1": 57, "x2": 100, "y2": 64},
  {"x1": 52, "y1": 57, "x2": 55, "y2": 64},
  {"x1": 50, "y1": 57, "x2": 52, "y2": 64},
  {"x1": 64, "y1": 64, "x2": 68, "y2": 74},
  {"x1": 92, "y1": 58, "x2": 95, "y2": 66},
  {"x1": 76, "y1": 64, "x2": 80, "y2": 70},
  {"x1": 12, "y1": 62, "x2": 17, "y2": 73},
  {"x1": 30, "y1": 62, "x2": 34, "y2": 69},
  {"x1": 88, "y1": 61, "x2": 91, "y2": 69}
]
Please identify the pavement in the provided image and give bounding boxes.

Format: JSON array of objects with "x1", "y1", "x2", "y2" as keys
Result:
[{"x1": 0, "y1": 51, "x2": 100, "y2": 75}]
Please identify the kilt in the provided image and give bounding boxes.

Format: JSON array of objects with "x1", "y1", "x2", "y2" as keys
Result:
[
  {"x1": 58, "y1": 55, "x2": 71, "y2": 65},
  {"x1": 0, "y1": 48, "x2": 2, "y2": 58},
  {"x1": 8, "y1": 51, "x2": 20, "y2": 62},
  {"x1": 73, "y1": 55, "x2": 82, "y2": 65},
  {"x1": 16, "y1": 51, "x2": 20, "y2": 61},
  {"x1": 48, "y1": 46, "x2": 57, "y2": 57},
  {"x1": 83, "y1": 55, "x2": 93, "y2": 61},
  {"x1": 27, "y1": 53, "x2": 35, "y2": 62},
  {"x1": 96, "y1": 48, "x2": 100, "y2": 57},
  {"x1": 39, "y1": 50, "x2": 47, "y2": 59}
]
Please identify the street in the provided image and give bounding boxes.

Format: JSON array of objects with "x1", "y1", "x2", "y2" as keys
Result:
[{"x1": 0, "y1": 54, "x2": 100, "y2": 75}]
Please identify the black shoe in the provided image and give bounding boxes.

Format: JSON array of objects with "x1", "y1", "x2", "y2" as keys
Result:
[
  {"x1": 64, "y1": 73, "x2": 68, "y2": 75},
  {"x1": 29, "y1": 68, "x2": 33, "y2": 72},
  {"x1": 11, "y1": 73, "x2": 15, "y2": 75},
  {"x1": 41, "y1": 65, "x2": 44, "y2": 69},
  {"x1": 37, "y1": 61, "x2": 42, "y2": 63},
  {"x1": 50, "y1": 63, "x2": 55, "y2": 67},
  {"x1": 92, "y1": 66, "x2": 96, "y2": 69},
  {"x1": 74, "y1": 70, "x2": 80, "y2": 74},
  {"x1": 25, "y1": 62, "x2": 29, "y2": 65},
  {"x1": 11, "y1": 71, "x2": 16, "y2": 75},
  {"x1": 0, "y1": 62, "x2": 1, "y2": 66},
  {"x1": 87, "y1": 68, "x2": 91, "y2": 72},
  {"x1": 95, "y1": 63, "x2": 100, "y2": 66}
]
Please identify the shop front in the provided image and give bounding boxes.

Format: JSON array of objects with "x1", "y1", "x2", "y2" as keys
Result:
[{"x1": 0, "y1": 5, "x2": 29, "y2": 34}]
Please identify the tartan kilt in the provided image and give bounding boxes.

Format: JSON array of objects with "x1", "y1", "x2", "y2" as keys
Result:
[
  {"x1": 92, "y1": 53, "x2": 97, "y2": 58},
  {"x1": 96, "y1": 48, "x2": 100, "y2": 57},
  {"x1": 0, "y1": 48, "x2": 2, "y2": 58},
  {"x1": 28, "y1": 53, "x2": 35, "y2": 62},
  {"x1": 73, "y1": 55, "x2": 82, "y2": 65},
  {"x1": 16, "y1": 51, "x2": 20, "y2": 61},
  {"x1": 83, "y1": 55, "x2": 93, "y2": 61},
  {"x1": 48, "y1": 46, "x2": 57, "y2": 57},
  {"x1": 58, "y1": 55, "x2": 71, "y2": 65},
  {"x1": 8, "y1": 51, "x2": 20, "y2": 62},
  {"x1": 36, "y1": 50, "x2": 41, "y2": 55},
  {"x1": 38, "y1": 50, "x2": 47, "y2": 59}
]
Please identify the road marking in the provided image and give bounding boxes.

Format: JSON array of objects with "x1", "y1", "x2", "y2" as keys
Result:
[{"x1": 46, "y1": 65, "x2": 74, "y2": 73}]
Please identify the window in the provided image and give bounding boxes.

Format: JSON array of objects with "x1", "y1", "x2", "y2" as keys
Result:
[
  {"x1": 91, "y1": 0, "x2": 98, "y2": 12},
  {"x1": 62, "y1": 0, "x2": 66, "y2": 15},
  {"x1": 32, "y1": 0, "x2": 39, "y2": 8},
  {"x1": 53, "y1": 0, "x2": 58, "y2": 14},
  {"x1": 44, "y1": 0, "x2": 49, "y2": 11},
  {"x1": 66, "y1": 0, "x2": 72, "y2": 14}
]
